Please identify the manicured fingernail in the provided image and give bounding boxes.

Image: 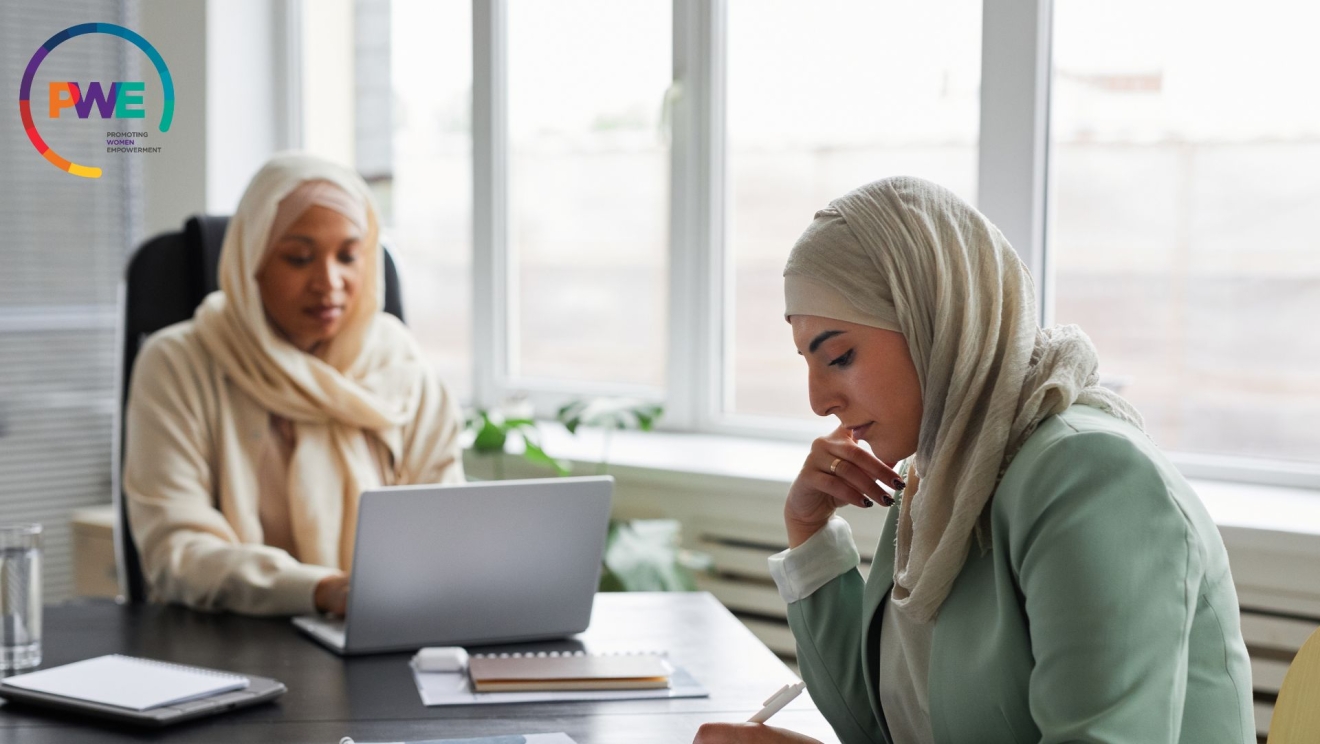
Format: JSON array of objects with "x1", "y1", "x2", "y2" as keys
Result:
[
  {"x1": 881, "y1": 494, "x2": 894, "y2": 507},
  {"x1": 862, "y1": 498, "x2": 874, "y2": 508},
  {"x1": 892, "y1": 478, "x2": 906, "y2": 489}
]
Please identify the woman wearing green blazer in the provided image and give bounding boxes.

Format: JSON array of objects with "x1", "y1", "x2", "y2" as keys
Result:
[{"x1": 694, "y1": 178, "x2": 1254, "y2": 744}]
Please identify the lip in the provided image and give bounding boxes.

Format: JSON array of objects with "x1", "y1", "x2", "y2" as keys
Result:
[
  {"x1": 305, "y1": 305, "x2": 344, "y2": 323},
  {"x1": 847, "y1": 423, "x2": 872, "y2": 440}
]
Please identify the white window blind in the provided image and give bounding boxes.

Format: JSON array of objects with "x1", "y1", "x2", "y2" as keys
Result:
[{"x1": 0, "y1": 0, "x2": 142, "y2": 602}]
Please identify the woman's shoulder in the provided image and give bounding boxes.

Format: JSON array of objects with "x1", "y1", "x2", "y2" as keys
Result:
[
  {"x1": 1006, "y1": 403, "x2": 1158, "y2": 478},
  {"x1": 138, "y1": 319, "x2": 204, "y2": 355},
  {"x1": 992, "y1": 404, "x2": 1190, "y2": 531},
  {"x1": 131, "y1": 320, "x2": 216, "y2": 387}
]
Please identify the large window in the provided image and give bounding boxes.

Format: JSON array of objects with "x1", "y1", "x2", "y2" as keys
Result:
[
  {"x1": 1049, "y1": 0, "x2": 1320, "y2": 465},
  {"x1": 332, "y1": 0, "x2": 1320, "y2": 483},
  {"x1": 506, "y1": 0, "x2": 671, "y2": 389},
  {"x1": 725, "y1": 0, "x2": 982, "y2": 420},
  {"x1": 306, "y1": 0, "x2": 474, "y2": 398},
  {"x1": 384, "y1": 1, "x2": 474, "y2": 397}
]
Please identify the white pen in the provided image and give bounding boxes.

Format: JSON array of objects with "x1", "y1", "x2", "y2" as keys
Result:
[{"x1": 747, "y1": 681, "x2": 806, "y2": 724}]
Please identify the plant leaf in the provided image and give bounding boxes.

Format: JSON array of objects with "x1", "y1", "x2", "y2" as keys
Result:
[
  {"x1": 557, "y1": 398, "x2": 665, "y2": 433},
  {"x1": 471, "y1": 416, "x2": 507, "y2": 453},
  {"x1": 601, "y1": 519, "x2": 695, "y2": 592},
  {"x1": 522, "y1": 440, "x2": 571, "y2": 476},
  {"x1": 556, "y1": 401, "x2": 588, "y2": 434}
]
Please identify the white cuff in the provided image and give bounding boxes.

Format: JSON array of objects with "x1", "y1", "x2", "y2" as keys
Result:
[{"x1": 767, "y1": 516, "x2": 861, "y2": 604}]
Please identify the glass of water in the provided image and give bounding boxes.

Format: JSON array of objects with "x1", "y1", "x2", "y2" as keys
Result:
[{"x1": 0, "y1": 524, "x2": 41, "y2": 671}]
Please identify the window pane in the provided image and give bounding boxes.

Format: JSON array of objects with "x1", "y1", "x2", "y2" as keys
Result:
[
  {"x1": 1050, "y1": 0, "x2": 1320, "y2": 463},
  {"x1": 507, "y1": 0, "x2": 671, "y2": 388},
  {"x1": 726, "y1": 0, "x2": 982, "y2": 419},
  {"x1": 380, "y1": 0, "x2": 473, "y2": 398}
]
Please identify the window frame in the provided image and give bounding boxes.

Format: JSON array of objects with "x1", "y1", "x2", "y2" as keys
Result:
[{"x1": 331, "y1": 0, "x2": 1320, "y2": 489}]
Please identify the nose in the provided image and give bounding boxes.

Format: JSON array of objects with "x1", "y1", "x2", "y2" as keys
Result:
[
  {"x1": 807, "y1": 366, "x2": 843, "y2": 419},
  {"x1": 309, "y1": 255, "x2": 345, "y2": 293}
]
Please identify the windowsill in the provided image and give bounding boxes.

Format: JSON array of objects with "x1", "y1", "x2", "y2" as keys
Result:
[
  {"x1": 534, "y1": 423, "x2": 809, "y2": 484},
  {"x1": 501, "y1": 422, "x2": 1320, "y2": 538}
]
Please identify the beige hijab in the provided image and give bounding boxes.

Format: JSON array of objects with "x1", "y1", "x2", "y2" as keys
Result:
[
  {"x1": 192, "y1": 152, "x2": 428, "y2": 570},
  {"x1": 784, "y1": 176, "x2": 1143, "y2": 623}
]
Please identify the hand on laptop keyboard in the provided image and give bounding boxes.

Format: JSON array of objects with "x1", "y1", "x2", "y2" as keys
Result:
[{"x1": 314, "y1": 573, "x2": 350, "y2": 616}]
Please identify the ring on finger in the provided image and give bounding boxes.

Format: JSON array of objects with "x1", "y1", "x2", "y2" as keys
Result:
[{"x1": 829, "y1": 457, "x2": 842, "y2": 474}]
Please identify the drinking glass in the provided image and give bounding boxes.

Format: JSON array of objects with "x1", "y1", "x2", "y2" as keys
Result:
[{"x1": 0, "y1": 524, "x2": 42, "y2": 671}]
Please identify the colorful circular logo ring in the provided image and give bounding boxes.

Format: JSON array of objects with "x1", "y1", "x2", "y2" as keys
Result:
[{"x1": 18, "y1": 23, "x2": 174, "y2": 179}]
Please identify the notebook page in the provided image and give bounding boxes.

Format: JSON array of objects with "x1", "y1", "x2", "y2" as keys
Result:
[{"x1": 1, "y1": 655, "x2": 249, "y2": 711}]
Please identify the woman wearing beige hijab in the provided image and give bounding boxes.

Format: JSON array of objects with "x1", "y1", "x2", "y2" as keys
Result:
[
  {"x1": 695, "y1": 177, "x2": 1252, "y2": 744},
  {"x1": 123, "y1": 152, "x2": 464, "y2": 617}
]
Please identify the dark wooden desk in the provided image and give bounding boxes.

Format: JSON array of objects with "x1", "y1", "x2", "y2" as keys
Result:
[{"x1": 0, "y1": 593, "x2": 840, "y2": 744}]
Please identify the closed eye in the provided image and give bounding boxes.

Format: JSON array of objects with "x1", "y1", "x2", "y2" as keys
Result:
[{"x1": 829, "y1": 349, "x2": 855, "y2": 368}]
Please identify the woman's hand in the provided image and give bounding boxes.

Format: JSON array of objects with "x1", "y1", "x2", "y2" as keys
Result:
[
  {"x1": 785, "y1": 426, "x2": 905, "y2": 547},
  {"x1": 314, "y1": 573, "x2": 350, "y2": 615},
  {"x1": 693, "y1": 723, "x2": 823, "y2": 744}
]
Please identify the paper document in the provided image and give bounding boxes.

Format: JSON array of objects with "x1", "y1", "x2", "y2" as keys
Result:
[{"x1": 0, "y1": 655, "x2": 249, "y2": 711}]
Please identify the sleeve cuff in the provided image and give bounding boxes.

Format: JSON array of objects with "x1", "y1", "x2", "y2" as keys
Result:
[
  {"x1": 272, "y1": 562, "x2": 342, "y2": 616},
  {"x1": 767, "y1": 516, "x2": 861, "y2": 604}
]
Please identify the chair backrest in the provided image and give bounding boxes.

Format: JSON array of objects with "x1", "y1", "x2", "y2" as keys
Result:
[
  {"x1": 1268, "y1": 625, "x2": 1320, "y2": 742},
  {"x1": 112, "y1": 214, "x2": 404, "y2": 602}
]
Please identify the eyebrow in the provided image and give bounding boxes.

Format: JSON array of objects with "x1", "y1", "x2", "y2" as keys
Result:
[
  {"x1": 808, "y1": 330, "x2": 845, "y2": 354},
  {"x1": 276, "y1": 235, "x2": 361, "y2": 247}
]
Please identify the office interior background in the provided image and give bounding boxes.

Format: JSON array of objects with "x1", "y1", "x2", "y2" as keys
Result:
[{"x1": 1, "y1": 0, "x2": 1318, "y2": 736}]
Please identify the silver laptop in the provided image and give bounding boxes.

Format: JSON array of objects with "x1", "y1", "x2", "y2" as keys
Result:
[{"x1": 292, "y1": 476, "x2": 612, "y2": 655}]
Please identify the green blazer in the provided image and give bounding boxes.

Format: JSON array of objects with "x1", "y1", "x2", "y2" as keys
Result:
[{"x1": 789, "y1": 405, "x2": 1254, "y2": 744}]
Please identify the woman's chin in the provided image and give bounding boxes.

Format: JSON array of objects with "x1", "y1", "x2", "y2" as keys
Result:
[
  {"x1": 864, "y1": 439, "x2": 909, "y2": 468},
  {"x1": 302, "y1": 320, "x2": 344, "y2": 344},
  {"x1": 862, "y1": 443, "x2": 894, "y2": 466},
  {"x1": 286, "y1": 328, "x2": 337, "y2": 353}
]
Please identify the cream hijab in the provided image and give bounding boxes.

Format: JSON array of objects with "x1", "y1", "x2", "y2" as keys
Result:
[
  {"x1": 784, "y1": 176, "x2": 1143, "y2": 623},
  {"x1": 192, "y1": 152, "x2": 428, "y2": 570}
]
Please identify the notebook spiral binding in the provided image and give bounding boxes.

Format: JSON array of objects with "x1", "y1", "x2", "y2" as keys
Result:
[
  {"x1": 469, "y1": 650, "x2": 667, "y2": 659},
  {"x1": 107, "y1": 655, "x2": 247, "y2": 681}
]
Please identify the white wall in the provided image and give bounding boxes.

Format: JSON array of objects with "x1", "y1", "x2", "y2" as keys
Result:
[
  {"x1": 301, "y1": 0, "x2": 356, "y2": 167},
  {"x1": 139, "y1": 0, "x2": 295, "y2": 237},
  {"x1": 140, "y1": 0, "x2": 207, "y2": 238},
  {"x1": 205, "y1": 0, "x2": 284, "y2": 215}
]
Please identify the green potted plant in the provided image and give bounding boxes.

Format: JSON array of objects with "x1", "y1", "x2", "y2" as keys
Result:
[
  {"x1": 555, "y1": 398, "x2": 664, "y2": 475},
  {"x1": 555, "y1": 398, "x2": 704, "y2": 592},
  {"x1": 463, "y1": 397, "x2": 704, "y2": 592},
  {"x1": 464, "y1": 408, "x2": 570, "y2": 480}
]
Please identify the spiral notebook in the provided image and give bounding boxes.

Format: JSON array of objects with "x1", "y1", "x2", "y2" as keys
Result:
[
  {"x1": 0, "y1": 654, "x2": 250, "y2": 711},
  {"x1": 467, "y1": 652, "x2": 672, "y2": 692},
  {"x1": 412, "y1": 650, "x2": 709, "y2": 706}
]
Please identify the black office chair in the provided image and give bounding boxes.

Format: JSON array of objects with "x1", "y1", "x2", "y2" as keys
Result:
[{"x1": 112, "y1": 214, "x2": 404, "y2": 603}]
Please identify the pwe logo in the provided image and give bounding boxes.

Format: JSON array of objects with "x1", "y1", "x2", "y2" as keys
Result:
[{"x1": 47, "y1": 81, "x2": 147, "y2": 120}]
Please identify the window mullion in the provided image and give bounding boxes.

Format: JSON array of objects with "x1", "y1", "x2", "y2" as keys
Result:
[
  {"x1": 976, "y1": 0, "x2": 1053, "y2": 325},
  {"x1": 472, "y1": 0, "x2": 509, "y2": 410},
  {"x1": 667, "y1": 0, "x2": 726, "y2": 432}
]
